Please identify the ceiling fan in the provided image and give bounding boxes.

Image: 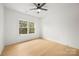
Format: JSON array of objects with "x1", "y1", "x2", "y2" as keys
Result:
[{"x1": 30, "y1": 3, "x2": 48, "y2": 13}]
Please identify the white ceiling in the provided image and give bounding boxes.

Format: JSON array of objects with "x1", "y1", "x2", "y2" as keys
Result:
[
  {"x1": 4, "y1": 3, "x2": 48, "y2": 18},
  {"x1": 4, "y1": 3, "x2": 79, "y2": 18}
]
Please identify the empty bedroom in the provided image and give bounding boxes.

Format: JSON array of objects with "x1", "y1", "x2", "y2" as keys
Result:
[{"x1": 0, "y1": 3, "x2": 79, "y2": 56}]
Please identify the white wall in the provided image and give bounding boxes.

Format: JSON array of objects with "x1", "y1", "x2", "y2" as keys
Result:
[
  {"x1": 42, "y1": 4, "x2": 79, "y2": 48},
  {"x1": 0, "y1": 4, "x2": 4, "y2": 54},
  {"x1": 4, "y1": 7, "x2": 42, "y2": 45}
]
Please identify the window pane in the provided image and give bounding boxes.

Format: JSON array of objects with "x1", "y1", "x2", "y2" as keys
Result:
[
  {"x1": 29, "y1": 22, "x2": 34, "y2": 28},
  {"x1": 29, "y1": 28, "x2": 35, "y2": 33},
  {"x1": 19, "y1": 20, "x2": 27, "y2": 28},
  {"x1": 19, "y1": 28, "x2": 27, "y2": 34}
]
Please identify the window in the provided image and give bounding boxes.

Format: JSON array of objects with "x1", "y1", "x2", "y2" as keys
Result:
[
  {"x1": 19, "y1": 20, "x2": 27, "y2": 34},
  {"x1": 19, "y1": 20, "x2": 35, "y2": 34},
  {"x1": 29, "y1": 22, "x2": 35, "y2": 33}
]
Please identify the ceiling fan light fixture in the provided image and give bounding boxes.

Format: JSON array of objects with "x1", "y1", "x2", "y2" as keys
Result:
[{"x1": 36, "y1": 9, "x2": 41, "y2": 13}]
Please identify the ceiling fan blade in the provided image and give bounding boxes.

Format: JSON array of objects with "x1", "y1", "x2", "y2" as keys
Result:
[
  {"x1": 30, "y1": 8, "x2": 37, "y2": 10},
  {"x1": 40, "y1": 8, "x2": 48, "y2": 11},
  {"x1": 40, "y1": 3, "x2": 46, "y2": 7},
  {"x1": 33, "y1": 3, "x2": 38, "y2": 7}
]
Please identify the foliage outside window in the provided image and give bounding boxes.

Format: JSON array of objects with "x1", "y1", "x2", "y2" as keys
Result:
[
  {"x1": 29, "y1": 22, "x2": 35, "y2": 33},
  {"x1": 19, "y1": 20, "x2": 35, "y2": 34}
]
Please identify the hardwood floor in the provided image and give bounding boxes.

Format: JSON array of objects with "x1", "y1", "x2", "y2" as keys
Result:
[{"x1": 2, "y1": 39, "x2": 79, "y2": 56}]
